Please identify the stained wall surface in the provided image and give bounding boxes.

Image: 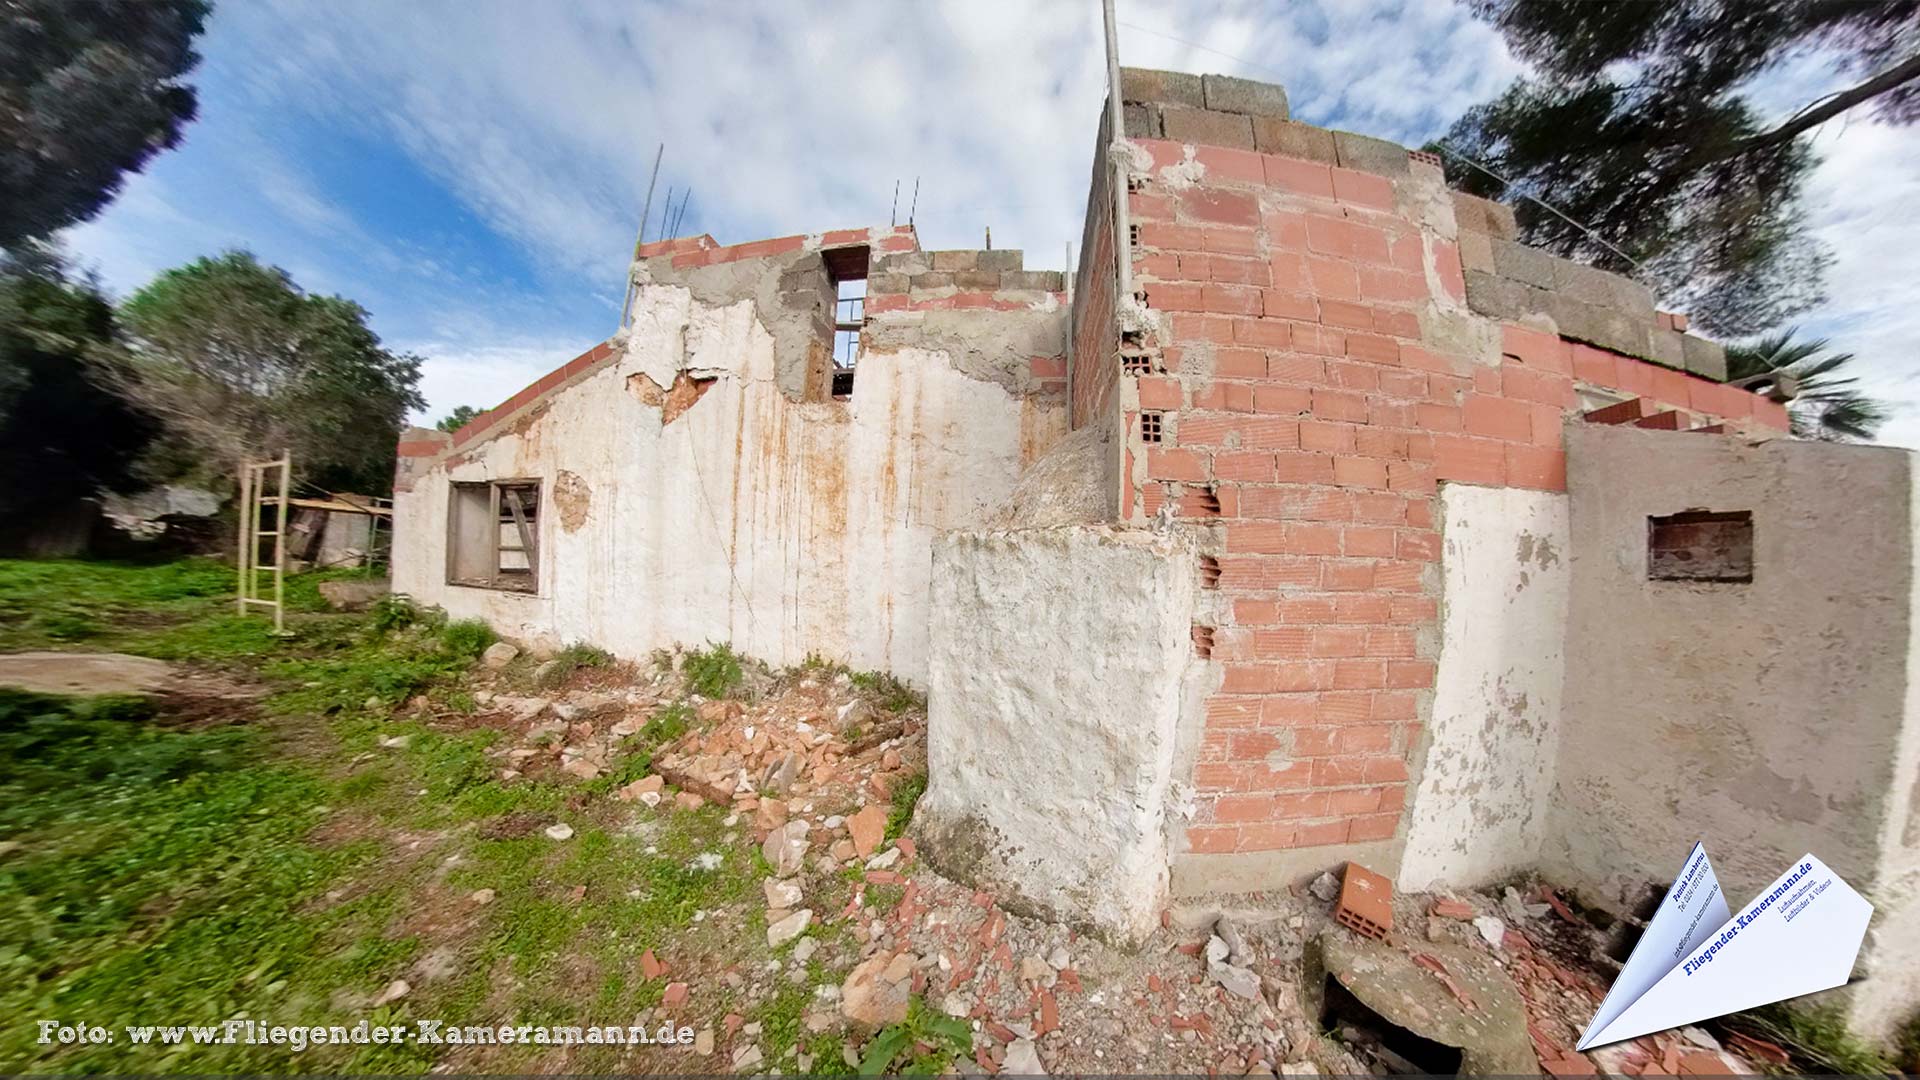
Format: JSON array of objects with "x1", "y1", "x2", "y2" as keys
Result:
[
  {"x1": 1549, "y1": 423, "x2": 1919, "y2": 1036},
  {"x1": 918, "y1": 525, "x2": 1201, "y2": 941},
  {"x1": 1399, "y1": 484, "x2": 1568, "y2": 890},
  {"x1": 391, "y1": 277, "x2": 1067, "y2": 683}
]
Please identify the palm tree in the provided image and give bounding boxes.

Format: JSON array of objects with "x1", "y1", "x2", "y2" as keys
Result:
[{"x1": 1725, "y1": 330, "x2": 1888, "y2": 442}]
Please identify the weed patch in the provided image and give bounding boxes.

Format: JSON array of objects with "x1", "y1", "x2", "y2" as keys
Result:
[{"x1": 683, "y1": 642, "x2": 744, "y2": 698}]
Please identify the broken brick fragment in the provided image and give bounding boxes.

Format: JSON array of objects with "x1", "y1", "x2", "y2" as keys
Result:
[{"x1": 1334, "y1": 861, "x2": 1393, "y2": 940}]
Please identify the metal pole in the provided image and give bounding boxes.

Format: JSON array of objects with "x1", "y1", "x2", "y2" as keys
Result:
[
  {"x1": 1102, "y1": 0, "x2": 1133, "y2": 304},
  {"x1": 619, "y1": 143, "x2": 666, "y2": 332},
  {"x1": 273, "y1": 453, "x2": 290, "y2": 634},
  {"x1": 235, "y1": 463, "x2": 251, "y2": 613}
]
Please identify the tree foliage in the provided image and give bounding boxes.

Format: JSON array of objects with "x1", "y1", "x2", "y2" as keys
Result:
[
  {"x1": 1726, "y1": 330, "x2": 1888, "y2": 443},
  {"x1": 0, "y1": 252, "x2": 154, "y2": 518},
  {"x1": 0, "y1": 0, "x2": 211, "y2": 250},
  {"x1": 435, "y1": 405, "x2": 480, "y2": 433},
  {"x1": 1437, "y1": 0, "x2": 1919, "y2": 335},
  {"x1": 105, "y1": 252, "x2": 425, "y2": 493}
]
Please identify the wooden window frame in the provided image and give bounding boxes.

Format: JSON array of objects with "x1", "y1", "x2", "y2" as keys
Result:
[{"x1": 447, "y1": 478, "x2": 541, "y2": 593}]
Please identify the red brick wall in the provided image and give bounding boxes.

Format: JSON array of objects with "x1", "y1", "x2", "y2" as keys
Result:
[
  {"x1": 1069, "y1": 110, "x2": 1122, "y2": 436},
  {"x1": 1115, "y1": 139, "x2": 1788, "y2": 857}
]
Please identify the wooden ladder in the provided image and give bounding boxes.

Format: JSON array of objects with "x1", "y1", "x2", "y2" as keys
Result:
[{"x1": 237, "y1": 452, "x2": 292, "y2": 633}]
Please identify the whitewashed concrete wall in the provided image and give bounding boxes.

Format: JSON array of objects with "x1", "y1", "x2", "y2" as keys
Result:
[
  {"x1": 391, "y1": 285, "x2": 1065, "y2": 682},
  {"x1": 1400, "y1": 485, "x2": 1569, "y2": 891},
  {"x1": 918, "y1": 526, "x2": 1200, "y2": 942}
]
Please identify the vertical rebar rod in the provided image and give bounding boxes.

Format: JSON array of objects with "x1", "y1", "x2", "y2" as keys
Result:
[{"x1": 1102, "y1": 0, "x2": 1133, "y2": 303}]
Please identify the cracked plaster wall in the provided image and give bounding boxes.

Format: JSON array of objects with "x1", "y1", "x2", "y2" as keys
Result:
[
  {"x1": 1400, "y1": 484, "x2": 1569, "y2": 892},
  {"x1": 391, "y1": 282, "x2": 1066, "y2": 682}
]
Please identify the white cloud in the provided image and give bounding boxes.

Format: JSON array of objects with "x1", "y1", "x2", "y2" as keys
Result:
[
  {"x1": 55, "y1": 0, "x2": 1915, "y2": 441},
  {"x1": 1799, "y1": 119, "x2": 1920, "y2": 448}
]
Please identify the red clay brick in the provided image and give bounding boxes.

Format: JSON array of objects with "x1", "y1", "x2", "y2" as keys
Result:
[
  {"x1": 1462, "y1": 394, "x2": 1534, "y2": 440},
  {"x1": 1203, "y1": 283, "x2": 1264, "y2": 316},
  {"x1": 1291, "y1": 323, "x2": 1347, "y2": 356},
  {"x1": 1322, "y1": 561, "x2": 1376, "y2": 591},
  {"x1": 1148, "y1": 448, "x2": 1207, "y2": 482},
  {"x1": 1212, "y1": 347, "x2": 1268, "y2": 379},
  {"x1": 1263, "y1": 290, "x2": 1319, "y2": 321},
  {"x1": 1310, "y1": 627, "x2": 1368, "y2": 658},
  {"x1": 1433, "y1": 435, "x2": 1505, "y2": 485},
  {"x1": 1146, "y1": 281, "x2": 1205, "y2": 312},
  {"x1": 1312, "y1": 387, "x2": 1370, "y2": 422},
  {"x1": 1502, "y1": 363, "x2": 1576, "y2": 407},
  {"x1": 1269, "y1": 353, "x2": 1326, "y2": 382},
  {"x1": 1192, "y1": 382, "x2": 1255, "y2": 412},
  {"x1": 1186, "y1": 826, "x2": 1238, "y2": 853},
  {"x1": 1139, "y1": 222, "x2": 1206, "y2": 252},
  {"x1": 1182, "y1": 188, "x2": 1261, "y2": 227},
  {"x1": 1332, "y1": 168, "x2": 1394, "y2": 210},
  {"x1": 1346, "y1": 332, "x2": 1401, "y2": 365},
  {"x1": 1348, "y1": 813, "x2": 1399, "y2": 843},
  {"x1": 1291, "y1": 820, "x2": 1350, "y2": 848},
  {"x1": 1243, "y1": 418, "x2": 1302, "y2": 449},
  {"x1": 1137, "y1": 376, "x2": 1182, "y2": 409},
  {"x1": 1270, "y1": 252, "x2": 1310, "y2": 292},
  {"x1": 1366, "y1": 627, "x2": 1417, "y2": 657},
  {"x1": 1235, "y1": 317, "x2": 1292, "y2": 349},
  {"x1": 1203, "y1": 227, "x2": 1261, "y2": 256},
  {"x1": 1373, "y1": 307, "x2": 1420, "y2": 338},
  {"x1": 1307, "y1": 255, "x2": 1361, "y2": 300},
  {"x1": 1570, "y1": 343, "x2": 1619, "y2": 386},
  {"x1": 1264, "y1": 155, "x2": 1335, "y2": 199},
  {"x1": 1506, "y1": 445, "x2": 1567, "y2": 491},
  {"x1": 1253, "y1": 628, "x2": 1312, "y2": 659},
  {"x1": 1372, "y1": 691, "x2": 1417, "y2": 720},
  {"x1": 1343, "y1": 525, "x2": 1397, "y2": 557},
  {"x1": 1379, "y1": 368, "x2": 1428, "y2": 398},
  {"x1": 1195, "y1": 144, "x2": 1266, "y2": 184},
  {"x1": 1333, "y1": 456, "x2": 1390, "y2": 489},
  {"x1": 1266, "y1": 210, "x2": 1309, "y2": 250},
  {"x1": 1318, "y1": 299, "x2": 1373, "y2": 330},
  {"x1": 1300, "y1": 421, "x2": 1356, "y2": 453},
  {"x1": 1256, "y1": 385, "x2": 1314, "y2": 415},
  {"x1": 1396, "y1": 530, "x2": 1440, "y2": 562},
  {"x1": 1385, "y1": 659, "x2": 1437, "y2": 689},
  {"x1": 1357, "y1": 265, "x2": 1426, "y2": 304},
  {"x1": 1215, "y1": 452, "x2": 1278, "y2": 482},
  {"x1": 1501, "y1": 324, "x2": 1571, "y2": 373}
]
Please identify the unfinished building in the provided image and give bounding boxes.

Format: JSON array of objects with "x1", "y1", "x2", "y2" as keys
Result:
[{"x1": 391, "y1": 68, "x2": 1920, "y2": 1038}]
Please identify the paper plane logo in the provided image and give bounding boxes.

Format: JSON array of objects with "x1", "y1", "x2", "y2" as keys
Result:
[{"x1": 1577, "y1": 843, "x2": 1873, "y2": 1050}]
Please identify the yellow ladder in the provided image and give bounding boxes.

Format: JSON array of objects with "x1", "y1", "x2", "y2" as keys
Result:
[{"x1": 236, "y1": 452, "x2": 292, "y2": 633}]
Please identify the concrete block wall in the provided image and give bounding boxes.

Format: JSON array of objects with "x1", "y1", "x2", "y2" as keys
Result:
[
  {"x1": 1453, "y1": 192, "x2": 1727, "y2": 377},
  {"x1": 867, "y1": 248, "x2": 1066, "y2": 313},
  {"x1": 1105, "y1": 69, "x2": 1789, "y2": 893}
]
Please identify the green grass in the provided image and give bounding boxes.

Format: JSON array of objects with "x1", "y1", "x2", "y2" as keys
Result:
[
  {"x1": 850, "y1": 670, "x2": 925, "y2": 713},
  {"x1": 1718, "y1": 1002, "x2": 1891, "y2": 1075},
  {"x1": 682, "y1": 642, "x2": 744, "y2": 698},
  {"x1": 887, "y1": 769, "x2": 927, "y2": 842},
  {"x1": 0, "y1": 558, "x2": 854, "y2": 1074}
]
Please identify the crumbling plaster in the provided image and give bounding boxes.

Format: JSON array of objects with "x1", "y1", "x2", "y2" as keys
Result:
[
  {"x1": 1400, "y1": 485, "x2": 1569, "y2": 892},
  {"x1": 391, "y1": 283, "x2": 1066, "y2": 681},
  {"x1": 917, "y1": 525, "x2": 1204, "y2": 943}
]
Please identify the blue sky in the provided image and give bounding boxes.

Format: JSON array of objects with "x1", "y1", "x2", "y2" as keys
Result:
[{"x1": 61, "y1": 0, "x2": 1920, "y2": 445}]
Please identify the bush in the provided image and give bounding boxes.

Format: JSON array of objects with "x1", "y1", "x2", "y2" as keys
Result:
[
  {"x1": 367, "y1": 594, "x2": 419, "y2": 633},
  {"x1": 438, "y1": 619, "x2": 496, "y2": 660},
  {"x1": 682, "y1": 643, "x2": 743, "y2": 699}
]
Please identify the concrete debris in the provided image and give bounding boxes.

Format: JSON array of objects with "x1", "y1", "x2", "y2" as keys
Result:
[
  {"x1": 761, "y1": 820, "x2": 811, "y2": 877},
  {"x1": 378, "y1": 735, "x2": 410, "y2": 749},
  {"x1": 372, "y1": 978, "x2": 411, "y2": 1006},
  {"x1": 767, "y1": 908, "x2": 813, "y2": 948},
  {"x1": 543, "y1": 823, "x2": 574, "y2": 841},
  {"x1": 1474, "y1": 915, "x2": 1506, "y2": 949},
  {"x1": 468, "y1": 888, "x2": 495, "y2": 905},
  {"x1": 1001, "y1": 1037, "x2": 1046, "y2": 1076},
  {"x1": 1502, "y1": 886, "x2": 1550, "y2": 922},
  {"x1": 317, "y1": 579, "x2": 390, "y2": 611},
  {"x1": 840, "y1": 951, "x2": 914, "y2": 1026},
  {"x1": 1308, "y1": 872, "x2": 1339, "y2": 903},
  {"x1": 763, "y1": 877, "x2": 803, "y2": 909},
  {"x1": 1209, "y1": 960, "x2": 1263, "y2": 1001},
  {"x1": 1315, "y1": 931, "x2": 1534, "y2": 1076},
  {"x1": 481, "y1": 642, "x2": 520, "y2": 669}
]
